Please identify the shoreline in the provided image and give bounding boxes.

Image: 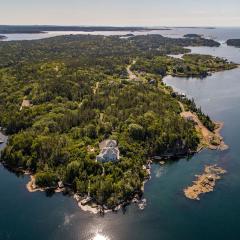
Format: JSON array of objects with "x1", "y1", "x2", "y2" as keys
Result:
[
  {"x1": 26, "y1": 175, "x2": 64, "y2": 193},
  {"x1": 25, "y1": 164, "x2": 151, "y2": 215},
  {"x1": 3, "y1": 112, "x2": 227, "y2": 215},
  {"x1": 196, "y1": 120, "x2": 228, "y2": 152},
  {"x1": 1, "y1": 116, "x2": 227, "y2": 215},
  {"x1": 2, "y1": 70, "x2": 229, "y2": 215},
  {"x1": 195, "y1": 120, "x2": 228, "y2": 153},
  {"x1": 212, "y1": 121, "x2": 228, "y2": 150},
  {"x1": 179, "y1": 101, "x2": 227, "y2": 153},
  {"x1": 1, "y1": 90, "x2": 228, "y2": 215},
  {"x1": 25, "y1": 176, "x2": 149, "y2": 214},
  {"x1": 169, "y1": 64, "x2": 238, "y2": 79}
]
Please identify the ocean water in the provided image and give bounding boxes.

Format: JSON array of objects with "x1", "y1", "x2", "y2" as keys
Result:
[{"x1": 0, "y1": 28, "x2": 240, "y2": 240}]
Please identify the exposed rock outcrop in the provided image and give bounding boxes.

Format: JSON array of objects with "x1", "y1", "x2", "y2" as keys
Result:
[{"x1": 184, "y1": 165, "x2": 226, "y2": 200}]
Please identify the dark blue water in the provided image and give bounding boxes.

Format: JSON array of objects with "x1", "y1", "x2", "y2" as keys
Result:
[{"x1": 1, "y1": 28, "x2": 240, "y2": 240}]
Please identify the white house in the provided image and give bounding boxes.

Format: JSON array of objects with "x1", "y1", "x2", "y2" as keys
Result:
[{"x1": 96, "y1": 139, "x2": 120, "y2": 163}]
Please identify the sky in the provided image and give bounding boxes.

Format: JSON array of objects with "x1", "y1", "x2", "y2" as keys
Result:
[{"x1": 0, "y1": 0, "x2": 240, "y2": 27}]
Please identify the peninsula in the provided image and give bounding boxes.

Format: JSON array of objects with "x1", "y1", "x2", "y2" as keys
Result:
[{"x1": 0, "y1": 34, "x2": 235, "y2": 212}]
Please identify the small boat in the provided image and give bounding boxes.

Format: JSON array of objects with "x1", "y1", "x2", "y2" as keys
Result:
[{"x1": 0, "y1": 138, "x2": 4, "y2": 144}]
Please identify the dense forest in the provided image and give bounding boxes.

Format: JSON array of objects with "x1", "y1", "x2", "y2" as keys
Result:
[
  {"x1": 0, "y1": 34, "x2": 235, "y2": 208},
  {"x1": 226, "y1": 39, "x2": 240, "y2": 48},
  {"x1": 131, "y1": 54, "x2": 236, "y2": 78}
]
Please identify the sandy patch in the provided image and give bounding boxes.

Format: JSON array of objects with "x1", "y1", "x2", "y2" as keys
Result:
[{"x1": 180, "y1": 110, "x2": 228, "y2": 151}]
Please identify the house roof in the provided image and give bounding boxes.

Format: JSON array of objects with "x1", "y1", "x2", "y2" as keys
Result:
[
  {"x1": 100, "y1": 147, "x2": 119, "y2": 157},
  {"x1": 106, "y1": 140, "x2": 117, "y2": 148},
  {"x1": 97, "y1": 139, "x2": 120, "y2": 161},
  {"x1": 99, "y1": 139, "x2": 117, "y2": 149}
]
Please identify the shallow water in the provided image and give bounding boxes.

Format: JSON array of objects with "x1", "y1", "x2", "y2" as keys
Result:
[{"x1": 0, "y1": 28, "x2": 240, "y2": 240}]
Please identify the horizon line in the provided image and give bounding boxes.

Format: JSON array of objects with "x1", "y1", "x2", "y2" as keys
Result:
[{"x1": 0, "y1": 24, "x2": 240, "y2": 28}]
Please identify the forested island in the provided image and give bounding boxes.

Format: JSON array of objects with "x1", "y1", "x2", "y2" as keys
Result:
[
  {"x1": 184, "y1": 34, "x2": 202, "y2": 38},
  {"x1": 0, "y1": 34, "x2": 236, "y2": 212},
  {"x1": 226, "y1": 39, "x2": 240, "y2": 48}
]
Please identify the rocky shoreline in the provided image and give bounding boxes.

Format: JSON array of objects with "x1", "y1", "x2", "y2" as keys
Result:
[
  {"x1": 24, "y1": 160, "x2": 153, "y2": 215},
  {"x1": 184, "y1": 165, "x2": 226, "y2": 200},
  {"x1": 1, "y1": 108, "x2": 228, "y2": 215},
  {"x1": 1, "y1": 125, "x2": 227, "y2": 215},
  {"x1": 211, "y1": 122, "x2": 228, "y2": 150},
  {"x1": 180, "y1": 109, "x2": 228, "y2": 153}
]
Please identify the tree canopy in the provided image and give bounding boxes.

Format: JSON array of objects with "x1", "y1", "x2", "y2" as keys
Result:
[{"x1": 0, "y1": 34, "x2": 234, "y2": 207}]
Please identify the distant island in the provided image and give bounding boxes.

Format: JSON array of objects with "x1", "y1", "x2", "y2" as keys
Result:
[
  {"x1": 226, "y1": 39, "x2": 240, "y2": 48},
  {"x1": 176, "y1": 27, "x2": 216, "y2": 29},
  {"x1": 0, "y1": 35, "x2": 6, "y2": 40},
  {"x1": 0, "y1": 33, "x2": 236, "y2": 213},
  {"x1": 0, "y1": 25, "x2": 171, "y2": 34},
  {"x1": 184, "y1": 34, "x2": 202, "y2": 38}
]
